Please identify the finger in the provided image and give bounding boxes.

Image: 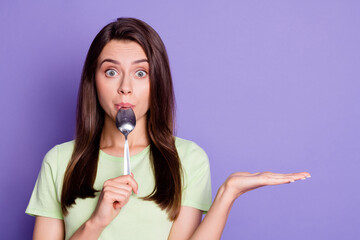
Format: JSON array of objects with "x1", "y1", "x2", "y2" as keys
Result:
[
  {"x1": 261, "y1": 176, "x2": 298, "y2": 185},
  {"x1": 230, "y1": 172, "x2": 253, "y2": 177},
  {"x1": 102, "y1": 189, "x2": 132, "y2": 208},
  {"x1": 103, "y1": 180, "x2": 133, "y2": 191},
  {"x1": 269, "y1": 174, "x2": 312, "y2": 184},
  {"x1": 102, "y1": 187, "x2": 132, "y2": 200},
  {"x1": 262, "y1": 173, "x2": 296, "y2": 180},
  {"x1": 283, "y1": 172, "x2": 311, "y2": 177},
  {"x1": 283, "y1": 172, "x2": 311, "y2": 181},
  {"x1": 257, "y1": 172, "x2": 304, "y2": 185},
  {"x1": 112, "y1": 175, "x2": 139, "y2": 194},
  {"x1": 298, "y1": 171, "x2": 311, "y2": 178},
  {"x1": 260, "y1": 172, "x2": 311, "y2": 180},
  {"x1": 103, "y1": 185, "x2": 133, "y2": 195}
]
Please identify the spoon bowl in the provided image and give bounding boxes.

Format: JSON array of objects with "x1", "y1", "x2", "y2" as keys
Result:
[
  {"x1": 116, "y1": 108, "x2": 136, "y2": 135},
  {"x1": 116, "y1": 108, "x2": 136, "y2": 175}
]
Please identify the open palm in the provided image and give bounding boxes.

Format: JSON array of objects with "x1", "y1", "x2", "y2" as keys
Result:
[{"x1": 224, "y1": 171, "x2": 311, "y2": 198}]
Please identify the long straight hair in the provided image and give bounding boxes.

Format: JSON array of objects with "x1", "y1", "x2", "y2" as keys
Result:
[{"x1": 61, "y1": 18, "x2": 182, "y2": 220}]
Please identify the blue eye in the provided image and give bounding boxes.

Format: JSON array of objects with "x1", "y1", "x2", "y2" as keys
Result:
[
  {"x1": 135, "y1": 70, "x2": 147, "y2": 78},
  {"x1": 105, "y1": 69, "x2": 118, "y2": 77}
]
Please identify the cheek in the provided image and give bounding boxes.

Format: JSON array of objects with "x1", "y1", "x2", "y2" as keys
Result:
[
  {"x1": 96, "y1": 84, "x2": 108, "y2": 97},
  {"x1": 95, "y1": 77, "x2": 112, "y2": 109},
  {"x1": 96, "y1": 75, "x2": 116, "y2": 97},
  {"x1": 139, "y1": 82, "x2": 150, "y2": 106}
]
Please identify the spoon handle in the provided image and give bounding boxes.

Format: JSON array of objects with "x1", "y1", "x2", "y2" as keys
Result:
[{"x1": 123, "y1": 136, "x2": 131, "y2": 175}]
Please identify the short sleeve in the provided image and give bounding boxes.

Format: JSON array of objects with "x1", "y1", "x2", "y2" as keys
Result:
[
  {"x1": 180, "y1": 141, "x2": 212, "y2": 212},
  {"x1": 25, "y1": 145, "x2": 64, "y2": 219}
]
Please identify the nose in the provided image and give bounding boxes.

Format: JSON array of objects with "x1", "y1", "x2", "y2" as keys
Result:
[{"x1": 117, "y1": 74, "x2": 132, "y2": 95}]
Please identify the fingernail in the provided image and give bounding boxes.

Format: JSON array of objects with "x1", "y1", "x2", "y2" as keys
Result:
[
  {"x1": 301, "y1": 178, "x2": 306, "y2": 180},
  {"x1": 290, "y1": 180, "x2": 295, "y2": 183},
  {"x1": 306, "y1": 175, "x2": 311, "y2": 178}
]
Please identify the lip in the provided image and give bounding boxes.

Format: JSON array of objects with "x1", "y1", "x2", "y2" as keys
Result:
[{"x1": 115, "y1": 102, "x2": 135, "y2": 110}]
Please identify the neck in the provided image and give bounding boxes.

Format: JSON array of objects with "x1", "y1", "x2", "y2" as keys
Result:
[{"x1": 99, "y1": 114, "x2": 149, "y2": 157}]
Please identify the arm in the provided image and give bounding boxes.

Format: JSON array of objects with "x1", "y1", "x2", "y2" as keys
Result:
[
  {"x1": 33, "y1": 216, "x2": 64, "y2": 240},
  {"x1": 33, "y1": 215, "x2": 105, "y2": 240},
  {"x1": 169, "y1": 171, "x2": 311, "y2": 240},
  {"x1": 168, "y1": 206, "x2": 203, "y2": 240}
]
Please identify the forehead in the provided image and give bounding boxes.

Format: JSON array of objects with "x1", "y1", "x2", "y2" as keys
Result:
[{"x1": 98, "y1": 40, "x2": 147, "y2": 62}]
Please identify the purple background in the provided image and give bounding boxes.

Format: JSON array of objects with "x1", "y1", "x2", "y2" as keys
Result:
[{"x1": 1, "y1": 0, "x2": 359, "y2": 239}]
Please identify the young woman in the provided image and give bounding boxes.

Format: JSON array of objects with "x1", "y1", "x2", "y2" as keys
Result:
[{"x1": 26, "y1": 18, "x2": 310, "y2": 240}]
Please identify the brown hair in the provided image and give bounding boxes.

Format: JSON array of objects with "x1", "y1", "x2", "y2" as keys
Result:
[{"x1": 61, "y1": 18, "x2": 182, "y2": 220}]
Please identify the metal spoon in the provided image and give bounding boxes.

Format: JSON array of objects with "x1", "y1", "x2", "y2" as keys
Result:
[{"x1": 116, "y1": 108, "x2": 136, "y2": 175}]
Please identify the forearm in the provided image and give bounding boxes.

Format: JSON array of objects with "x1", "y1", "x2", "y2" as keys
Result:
[
  {"x1": 69, "y1": 218, "x2": 104, "y2": 240},
  {"x1": 189, "y1": 185, "x2": 236, "y2": 240}
]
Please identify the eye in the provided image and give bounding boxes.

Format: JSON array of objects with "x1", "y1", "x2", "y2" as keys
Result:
[
  {"x1": 135, "y1": 70, "x2": 147, "y2": 78},
  {"x1": 105, "y1": 69, "x2": 118, "y2": 77}
]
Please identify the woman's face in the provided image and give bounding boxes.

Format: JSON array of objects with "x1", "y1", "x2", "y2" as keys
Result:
[{"x1": 95, "y1": 40, "x2": 150, "y2": 126}]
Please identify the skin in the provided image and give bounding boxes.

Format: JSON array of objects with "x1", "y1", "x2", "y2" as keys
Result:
[{"x1": 32, "y1": 40, "x2": 311, "y2": 240}]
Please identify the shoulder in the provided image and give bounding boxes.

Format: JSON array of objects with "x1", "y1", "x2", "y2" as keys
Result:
[
  {"x1": 174, "y1": 137, "x2": 209, "y2": 168},
  {"x1": 42, "y1": 140, "x2": 75, "y2": 169},
  {"x1": 55, "y1": 140, "x2": 75, "y2": 156},
  {"x1": 175, "y1": 137, "x2": 206, "y2": 155}
]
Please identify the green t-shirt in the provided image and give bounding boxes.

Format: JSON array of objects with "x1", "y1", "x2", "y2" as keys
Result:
[{"x1": 26, "y1": 137, "x2": 212, "y2": 239}]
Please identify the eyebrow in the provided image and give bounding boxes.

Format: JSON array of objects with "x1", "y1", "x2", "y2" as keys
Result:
[
  {"x1": 99, "y1": 58, "x2": 149, "y2": 67},
  {"x1": 133, "y1": 59, "x2": 149, "y2": 64}
]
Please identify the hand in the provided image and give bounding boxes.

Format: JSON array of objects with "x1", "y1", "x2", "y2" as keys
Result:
[
  {"x1": 223, "y1": 171, "x2": 311, "y2": 200},
  {"x1": 89, "y1": 174, "x2": 138, "y2": 229}
]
